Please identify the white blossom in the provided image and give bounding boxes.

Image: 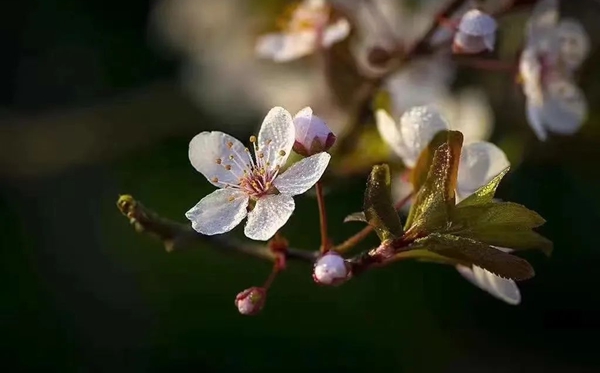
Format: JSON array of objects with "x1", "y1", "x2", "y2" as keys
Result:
[
  {"x1": 375, "y1": 106, "x2": 507, "y2": 198},
  {"x1": 186, "y1": 107, "x2": 331, "y2": 241},
  {"x1": 519, "y1": 0, "x2": 589, "y2": 140},
  {"x1": 376, "y1": 106, "x2": 517, "y2": 304},
  {"x1": 256, "y1": 0, "x2": 350, "y2": 62},
  {"x1": 453, "y1": 9, "x2": 498, "y2": 54}
]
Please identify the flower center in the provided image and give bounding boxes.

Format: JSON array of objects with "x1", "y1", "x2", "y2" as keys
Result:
[{"x1": 213, "y1": 136, "x2": 288, "y2": 198}]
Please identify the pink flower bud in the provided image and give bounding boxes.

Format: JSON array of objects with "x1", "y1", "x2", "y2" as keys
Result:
[
  {"x1": 292, "y1": 107, "x2": 336, "y2": 157},
  {"x1": 313, "y1": 251, "x2": 350, "y2": 286},
  {"x1": 235, "y1": 287, "x2": 266, "y2": 315}
]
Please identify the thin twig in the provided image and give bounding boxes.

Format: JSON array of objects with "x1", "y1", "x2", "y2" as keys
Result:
[
  {"x1": 116, "y1": 195, "x2": 318, "y2": 263},
  {"x1": 334, "y1": 192, "x2": 414, "y2": 253},
  {"x1": 315, "y1": 182, "x2": 330, "y2": 253}
]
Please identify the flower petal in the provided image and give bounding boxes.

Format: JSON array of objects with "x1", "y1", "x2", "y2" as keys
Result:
[
  {"x1": 375, "y1": 109, "x2": 410, "y2": 161},
  {"x1": 186, "y1": 189, "x2": 249, "y2": 235},
  {"x1": 456, "y1": 265, "x2": 521, "y2": 305},
  {"x1": 399, "y1": 105, "x2": 450, "y2": 168},
  {"x1": 526, "y1": 0, "x2": 559, "y2": 44},
  {"x1": 526, "y1": 101, "x2": 548, "y2": 141},
  {"x1": 322, "y1": 18, "x2": 350, "y2": 48},
  {"x1": 258, "y1": 106, "x2": 295, "y2": 169},
  {"x1": 274, "y1": 152, "x2": 331, "y2": 196},
  {"x1": 441, "y1": 88, "x2": 493, "y2": 144},
  {"x1": 457, "y1": 141, "x2": 510, "y2": 202},
  {"x1": 256, "y1": 32, "x2": 317, "y2": 62},
  {"x1": 458, "y1": 10, "x2": 497, "y2": 36},
  {"x1": 556, "y1": 19, "x2": 590, "y2": 72},
  {"x1": 189, "y1": 131, "x2": 252, "y2": 187},
  {"x1": 541, "y1": 74, "x2": 587, "y2": 135},
  {"x1": 244, "y1": 194, "x2": 295, "y2": 241}
]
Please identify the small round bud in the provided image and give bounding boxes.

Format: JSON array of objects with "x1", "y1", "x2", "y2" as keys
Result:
[
  {"x1": 235, "y1": 287, "x2": 266, "y2": 316},
  {"x1": 453, "y1": 9, "x2": 497, "y2": 54},
  {"x1": 292, "y1": 107, "x2": 336, "y2": 157},
  {"x1": 313, "y1": 251, "x2": 350, "y2": 286}
]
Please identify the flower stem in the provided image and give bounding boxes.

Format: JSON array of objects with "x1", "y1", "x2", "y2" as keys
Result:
[
  {"x1": 263, "y1": 264, "x2": 281, "y2": 290},
  {"x1": 334, "y1": 192, "x2": 414, "y2": 254},
  {"x1": 315, "y1": 182, "x2": 330, "y2": 253}
]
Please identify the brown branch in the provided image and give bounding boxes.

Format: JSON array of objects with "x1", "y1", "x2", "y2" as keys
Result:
[{"x1": 116, "y1": 195, "x2": 318, "y2": 263}]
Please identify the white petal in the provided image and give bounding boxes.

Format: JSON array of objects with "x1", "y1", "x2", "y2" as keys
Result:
[
  {"x1": 399, "y1": 105, "x2": 450, "y2": 168},
  {"x1": 322, "y1": 18, "x2": 350, "y2": 48},
  {"x1": 453, "y1": 32, "x2": 488, "y2": 54},
  {"x1": 258, "y1": 106, "x2": 296, "y2": 169},
  {"x1": 186, "y1": 189, "x2": 249, "y2": 235},
  {"x1": 526, "y1": 0, "x2": 559, "y2": 44},
  {"x1": 456, "y1": 265, "x2": 521, "y2": 305},
  {"x1": 375, "y1": 109, "x2": 410, "y2": 160},
  {"x1": 442, "y1": 88, "x2": 493, "y2": 143},
  {"x1": 483, "y1": 32, "x2": 496, "y2": 51},
  {"x1": 256, "y1": 32, "x2": 317, "y2": 62},
  {"x1": 274, "y1": 152, "x2": 331, "y2": 196},
  {"x1": 458, "y1": 10, "x2": 497, "y2": 36},
  {"x1": 189, "y1": 131, "x2": 251, "y2": 187},
  {"x1": 519, "y1": 48, "x2": 544, "y2": 105},
  {"x1": 556, "y1": 19, "x2": 590, "y2": 72},
  {"x1": 385, "y1": 57, "x2": 455, "y2": 114},
  {"x1": 457, "y1": 142, "x2": 510, "y2": 202},
  {"x1": 541, "y1": 74, "x2": 587, "y2": 134},
  {"x1": 526, "y1": 100, "x2": 548, "y2": 141},
  {"x1": 244, "y1": 194, "x2": 295, "y2": 241}
]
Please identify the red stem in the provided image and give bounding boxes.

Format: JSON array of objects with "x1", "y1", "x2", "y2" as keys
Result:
[{"x1": 315, "y1": 182, "x2": 330, "y2": 253}]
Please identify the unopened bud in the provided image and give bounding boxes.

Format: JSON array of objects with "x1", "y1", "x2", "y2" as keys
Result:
[
  {"x1": 313, "y1": 251, "x2": 350, "y2": 286},
  {"x1": 235, "y1": 287, "x2": 266, "y2": 315},
  {"x1": 292, "y1": 107, "x2": 336, "y2": 157},
  {"x1": 453, "y1": 9, "x2": 497, "y2": 54}
]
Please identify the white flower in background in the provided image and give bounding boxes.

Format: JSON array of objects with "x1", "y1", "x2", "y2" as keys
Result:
[
  {"x1": 293, "y1": 107, "x2": 337, "y2": 157},
  {"x1": 519, "y1": 0, "x2": 589, "y2": 141},
  {"x1": 376, "y1": 105, "x2": 517, "y2": 304},
  {"x1": 152, "y1": 0, "x2": 347, "y2": 131},
  {"x1": 256, "y1": 0, "x2": 350, "y2": 62},
  {"x1": 186, "y1": 107, "x2": 331, "y2": 241},
  {"x1": 453, "y1": 9, "x2": 497, "y2": 54}
]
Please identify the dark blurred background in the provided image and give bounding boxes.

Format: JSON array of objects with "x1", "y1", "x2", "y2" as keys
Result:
[{"x1": 2, "y1": 0, "x2": 600, "y2": 372}]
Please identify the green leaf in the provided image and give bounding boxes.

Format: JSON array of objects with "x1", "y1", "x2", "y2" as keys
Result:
[
  {"x1": 454, "y1": 227, "x2": 553, "y2": 256},
  {"x1": 456, "y1": 167, "x2": 510, "y2": 207},
  {"x1": 364, "y1": 164, "x2": 404, "y2": 241},
  {"x1": 451, "y1": 202, "x2": 546, "y2": 229},
  {"x1": 405, "y1": 130, "x2": 463, "y2": 233},
  {"x1": 409, "y1": 233, "x2": 535, "y2": 281},
  {"x1": 344, "y1": 212, "x2": 367, "y2": 223},
  {"x1": 447, "y1": 202, "x2": 551, "y2": 255}
]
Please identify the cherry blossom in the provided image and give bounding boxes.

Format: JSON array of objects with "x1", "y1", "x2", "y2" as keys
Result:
[
  {"x1": 235, "y1": 287, "x2": 266, "y2": 315},
  {"x1": 256, "y1": 0, "x2": 350, "y2": 62},
  {"x1": 376, "y1": 105, "x2": 518, "y2": 304},
  {"x1": 519, "y1": 0, "x2": 589, "y2": 140},
  {"x1": 186, "y1": 107, "x2": 331, "y2": 241}
]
